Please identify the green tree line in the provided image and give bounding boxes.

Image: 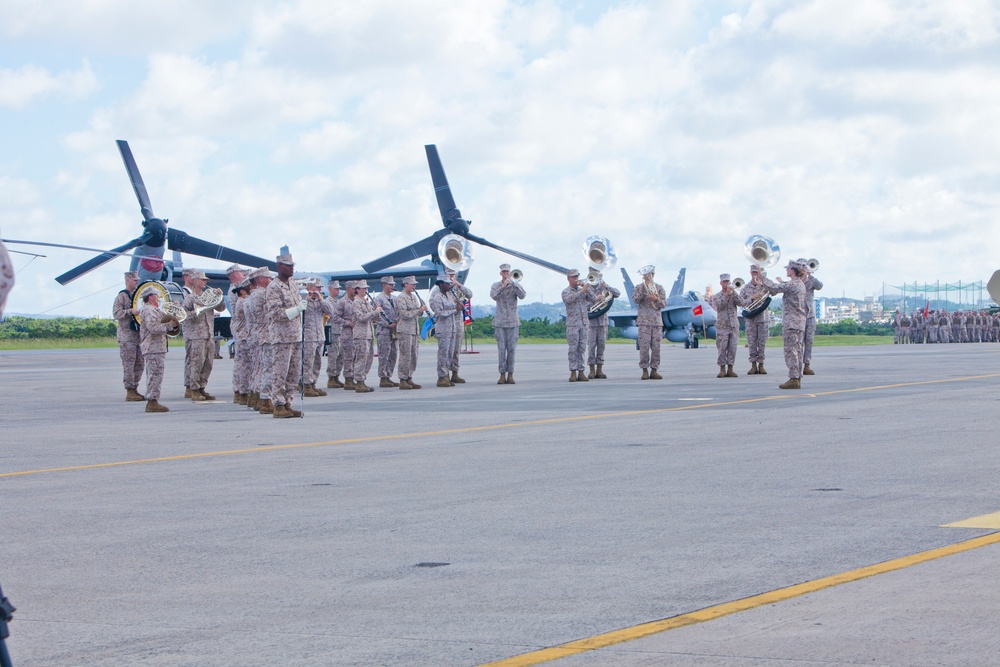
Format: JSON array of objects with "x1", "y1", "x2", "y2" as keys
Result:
[{"x1": 0, "y1": 316, "x2": 118, "y2": 340}]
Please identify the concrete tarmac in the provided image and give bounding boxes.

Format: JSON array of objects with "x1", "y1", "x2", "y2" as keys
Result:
[{"x1": 1, "y1": 341, "x2": 998, "y2": 666}]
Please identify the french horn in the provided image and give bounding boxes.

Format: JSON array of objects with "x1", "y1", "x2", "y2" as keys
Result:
[{"x1": 193, "y1": 286, "x2": 224, "y2": 316}]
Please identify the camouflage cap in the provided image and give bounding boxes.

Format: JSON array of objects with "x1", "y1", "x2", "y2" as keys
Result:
[
  {"x1": 181, "y1": 268, "x2": 194, "y2": 277},
  {"x1": 248, "y1": 266, "x2": 270, "y2": 280},
  {"x1": 139, "y1": 286, "x2": 160, "y2": 299},
  {"x1": 276, "y1": 253, "x2": 294, "y2": 266},
  {"x1": 124, "y1": 271, "x2": 139, "y2": 280},
  {"x1": 380, "y1": 275, "x2": 394, "y2": 285},
  {"x1": 499, "y1": 263, "x2": 511, "y2": 272},
  {"x1": 190, "y1": 270, "x2": 208, "y2": 280},
  {"x1": 567, "y1": 269, "x2": 581, "y2": 277},
  {"x1": 402, "y1": 275, "x2": 417, "y2": 285},
  {"x1": 720, "y1": 273, "x2": 731, "y2": 282},
  {"x1": 225, "y1": 264, "x2": 244, "y2": 276},
  {"x1": 749, "y1": 264, "x2": 762, "y2": 273},
  {"x1": 327, "y1": 279, "x2": 341, "y2": 289}
]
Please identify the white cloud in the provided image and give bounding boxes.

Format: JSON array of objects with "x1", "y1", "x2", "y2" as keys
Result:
[{"x1": 0, "y1": 61, "x2": 98, "y2": 109}]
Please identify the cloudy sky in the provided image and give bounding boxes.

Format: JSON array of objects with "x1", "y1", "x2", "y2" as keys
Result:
[{"x1": 2, "y1": 0, "x2": 999, "y2": 317}]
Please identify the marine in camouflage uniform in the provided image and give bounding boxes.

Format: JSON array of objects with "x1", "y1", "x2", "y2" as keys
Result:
[
  {"x1": 740, "y1": 265, "x2": 770, "y2": 374},
  {"x1": 711, "y1": 273, "x2": 743, "y2": 378},
  {"x1": 394, "y1": 275, "x2": 426, "y2": 389},
  {"x1": 324, "y1": 280, "x2": 345, "y2": 387},
  {"x1": 229, "y1": 282, "x2": 252, "y2": 403},
  {"x1": 113, "y1": 271, "x2": 145, "y2": 401},
  {"x1": 799, "y1": 264, "x2": 823, "y2": 374},
  {"x1": 763, "y1": 260, "x2": 807, "y2": 389},
  {"x1": 429, "y1": 279, "x2": 462, "y2": 386},
  {"x1": 350, "y1": 282, "x2": 382, "y2": 392},
  {"x1": 138, "y1": 288, "x2": 176, "y2": 412},
  {"x1": 247, "y1": 267, "x2": 274, "y2": 412},
  {"x1": 631, "y1": 267, "x2": 667, "y2": 380},
  {"x1": 586, "y1": 272, "x2": 619, "y2": 379},
  {"x1": 374, "y1": 276, "x2": 399, "y2": 387},
  {"x1": 449, "y1": 272, "x2": 472, "y2": 383},
  {"x1": 301, "y1": 279, "x2": 332, "y2": 397},
  {"x1": 266, "y1": 253, "x2": 305, "y2": 417},
  {"x1": 335, "y1": 282, "x2": 357, "y2": 389},
  {"x1": 562, "y1": 269, "x2": 597, "y2": 382},
  {"x1": 181, "y1": 271, "x2": 225, "y2": 401},
  {"x1": 490, "y1": 263, "x2": 526, "y2": 384}
]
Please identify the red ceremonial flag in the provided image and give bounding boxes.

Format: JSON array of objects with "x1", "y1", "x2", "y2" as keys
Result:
[
  {"x1": 692, "y1": 304, "x2": 703, "y2": 316},
  {"x1": 924, "y1": 302, "x2": 930, "y2": 318}
]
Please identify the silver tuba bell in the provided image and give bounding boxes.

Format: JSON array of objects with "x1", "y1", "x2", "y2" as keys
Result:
[
  {"x1": 437, "y1": 233, "x2": 474, "y2": 272},
  {"x1": 582, "y1": 235, "x2": 617, "y2": 272},
  {"x1": 743, "y1": 235, "x2": 781, "y2": 268}
]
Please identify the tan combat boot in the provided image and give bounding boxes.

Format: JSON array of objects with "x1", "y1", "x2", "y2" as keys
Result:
[
  {"x1": 758, "y1": 364, "x2": 767, "y2": 375},
  {"x1": 437, "y1": 376, "x2": 452, "y2": 387},
  {"x1": 748, "y1": 362, "x2": 759, "y2": 375},
  {"x1": 649, "y1": 368, "x2": 663, "y2": 380},
  {"x1": 803, "y1": 364, "x2": 815, "y2": 375},
  {"x1": 568, "y1": 371, "x2": 578, "y2": 382},
  {"x1": 272, "y1": 403, "x2": 293, "y2": 418},
  {"x1": 355, "y1": 381, "x2": 374, "y2": 393},
  {"x1": 379, "y1": 377, "x2": 395, "y2": 388},
  {"x1": 717, "y1": 366, "x2": 727, "y2": 378},
  {"x1": 249, "y1": 392, "x2": 259, "y2": 409},
  {"x1": 595, "y1": 365, "x2": 606, "y2": 379},
  {"x1": 304, "y1": 384, "x2": 321, "y2": 397},
  {"x1": 184, "y1": 387, "x2": 192, "y2": 399},
  {"x1": 238, "y1": 393, "x2": 249, "y2": 405},
  {"x1": 497, "y1": 374, "x2": 506, "y2": 385},
  {"x1": 126, "y1": 388, "x2": 145, "y2": 402},
  {"x1": 286, "y1": 404, "x2": 303, "y2": 417},
  {"x1": 399, "y1": 378, "x2": 413, "y2": 390},
  {"x1": 190, "y1": 389, "x2": 206, "y2": 402},
  {"x1": 587, "y1": 364, "x2": 596, "y2": 379},
  {"x1": 259, "y1": 399, "x2": 274, "y2": 414},
  {"x1": 233, "y1": 392, "x2": 241, "y2": 403},
  {"x1": 313, "y1": 384, "x2": 328, "y2": 396},
  {"x1": 577, "y1": 370, "x2": 589, "y2": 382},
  {"x1": 145, "y1": 399, "x2": 169, "y2": 413},
  {"x1": 641, "y1": 368, "x2": 649, "y2": 380},
  {"x1": 409, "y1": 379, "x2": 422, "y2": 389},
  {"x1": 343, "y1": 377, "x2": 356, "y2": 390},
  {"x1": 450, "y1": 371, "x2": 466, "y2": 384},
  {"x1": 201, "y1": 390, "x2": 217, "y2": 401},
  {"x1": 726, "y1": 365, "x2": 738, "y2": 378},
  {"x1": 327, "y1": 376, "x2": 344, "y2": 388},
  {"x1": 778, "y1": 377, "x2": 801, "y2": 390},
  {"x1": 506, "y1": 373, "x2": 514, "y2": 385}
]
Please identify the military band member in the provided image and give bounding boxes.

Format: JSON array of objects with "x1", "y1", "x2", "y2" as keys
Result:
[
  {"x1": 230, "y1": 281, "x2": 252, "y2": 404},
  {"x1": 181, "y1": 270, "x2": 225, "y2": 401},
  {"x1": 797, "y1": 259, "x2": 823, "y2": 374},
  {"x1": 740, "y1": 264, "x2": 770, "y2": 374},
  {"x1": 711, "y1": 273, "x2": 743, "y2": 378},
  {"x1": 180, "y1": 268, "x2": 194, "y2": 396},
  {"x1": 763, "y1": 260, "x2": 807, "y2": 389},
  {"x1": 113, "y1": 271, "x2": 145, "y2": 401},
  {"x1": 448, "y1": 270, "x2": 471, "y2": 384},
  {"x1": 336, "y1": 280, "x2": 358, "y2": 390},
  {"x1": 302, "y1": 279, "x2": 331, "y2": 397},
  {"x1": 586, "y1": 271, "x2": 619, "y2": 379},
  {"x1": 325, "y1": 279, "x2": 345, "y2": 388},
  {"x1": 219, "y1": 264, "x2": 246, "y2": 359},
  {"x1": 395, "y1": 275, "x2": 426, "y2": 389},
  {"x1": 429, "y1": 277, "x2": 462, "y2": 386},
  {"x1": 490, "y1": 263, "x2": 526, "y2": 384},
  {"x1": 350, "y1": 281, "x2": 381, "y2": 392},
  {"x1": 138, "y1": 287, "x2": 176, "y2": 413},
  {"x1": 247, "y1": 266, "x2": 274, "y2": 413},
  {"x1": 562, "y1": 269, "x2": 596, "y2": 382},
  {"x1": 375, "y1": 275, "x2": 400, "y2": 387},
  {"x1": 266, "y1": 253, "x2": 305, "y2": 417},
  {"x1": 632, "y1": 266, "x2": 666, "y2": 380}
]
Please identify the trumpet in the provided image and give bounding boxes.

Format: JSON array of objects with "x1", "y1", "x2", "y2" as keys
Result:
[
  {"x1": 510, "y1": 268, "x2": 523, "y2": 283},
  {"x1": 805, "y1": 258, "x2": 819, "y2": 273},
  {"x1": 732, "y1": 277, "x2": 746, "y2": 289}
]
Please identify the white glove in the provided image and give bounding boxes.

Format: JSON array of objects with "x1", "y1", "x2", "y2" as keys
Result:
[
  {"x1": 285, "y1": 306, "x2": 300, "y2": 320},
  {"x1": 298, "y1": 300, "x2": 308, "y2": 312}
]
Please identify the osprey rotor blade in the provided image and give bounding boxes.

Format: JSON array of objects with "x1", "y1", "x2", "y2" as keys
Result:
[
  {"x1": 464, "y1": 233, "x2": 572, "y2": 275},
  {"x1": 166, "y1": 229, "x2": 275, "y2": 269},
  {"x1": 55, "y1": 233, "x2": 151, "y2": 285},
  {"x1": 425, "y1": 145, "x2": 463, "y2": 227},
  {"x1": 361, "y1": 233, "x2": 442, "y2": 274},
  {"x1": 116, "y1": 140, "x2": 156, "y2": 222}
]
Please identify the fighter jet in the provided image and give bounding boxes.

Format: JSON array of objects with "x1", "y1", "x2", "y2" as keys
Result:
[{"x1": 608, "y1": 267, "x2": 718, "y2": 347}]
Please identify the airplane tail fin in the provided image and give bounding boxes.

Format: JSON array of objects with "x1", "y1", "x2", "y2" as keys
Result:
[
  {"x1": 669, "y1": 268, "x2": 686, "y2": 297},
  {"x1": 621, "y1": 268, "x2": 637, "y2": 307}
]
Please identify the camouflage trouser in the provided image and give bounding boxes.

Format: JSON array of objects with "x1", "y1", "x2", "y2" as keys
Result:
[
  {"x1": 257, "y1": 343, "x2": 273, "y2": 400},
  {"x1": 185, "y1": 339, "x2": 214, "y2": 390},
  {"x1": 716, "y1": 328, "x2": 737, "y2": 367},
  {"x1": 637, "y1": 324, "x2": 661, "y2": 370},
  {"x1": 450, "y1": 321, "x2": 464, "y2": 371},
  {"x1": 303, "y1": 341, "x2": 323, "y2": 385},
  {"x1": 118, "y1": 338, "x2": 144, "y2": 390},
  {"x1": 377, "y1": 327, "x2": 397, "y2": 379},
  {"x1": 271, "y1": 341, "x2": 302, "y2": 406},
  {"x1": 782, "y1": 327, "x2": 804, "y2": 379},
  {"x1": 939, "y1": 327, "x2": 951, "y2": 343},
  {"x1": 803, "y1": 317, "x2": 816, "y2": 364},
  {"x1": 745, "y1": 317, "x2": 768, "y2": 363},
  {"x1": 144, "y1": 353, "x2": 165, "y2": 401},
  {"x1": 340, "y1": 328, "x2": 355, "y2": 378},
  {"x1": 436, "y1": 326, "x2": 456, "y2": 378},
  {"x1": 352, "y1": 338, "x2": 374, "y2": 383},
  {"x1": 927, "y1": 326, "x2": 938, "y2": 343},
  {"x1": 587, "y1": 323, "x2": 606, "y2": 365},
  {"x1": 232, "y1": 340, "x2": 251, "y2": 393},
  {"x1": 496, "y1": 326, "x2": 518, "y2": 373},
  {"x1": 567, "y1": 325, "x2": 587, "y2": 371},
  {"x1": 326, "y1": 333, "x2": 343, "y2": 378},
  {"x1": 893, "y1": 326, "x2": 901, "y2": 344},
  {"x1": 397, "y1": 332, "x2": 419, "y2": 379}
]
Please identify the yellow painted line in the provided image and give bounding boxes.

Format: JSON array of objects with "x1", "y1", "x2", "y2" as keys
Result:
[
  {"x1": 478, "y1": 531, "x2": 1000, "y2": 667},
  {"x1": 3, "y1": 372, "x2": 999, "y2": 479},
  {"x1": 943, "y1": 511, "x2": 1000, "y2": 529}
]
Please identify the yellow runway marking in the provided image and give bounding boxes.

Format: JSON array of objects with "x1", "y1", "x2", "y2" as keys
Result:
[
  {"x1": 478, "y1": 531, "x2": 1000, "y2": 667},
  {"x1": 944, "y1": 511, "x2": 1000, "y2": 529},
  {"x1": 3, "y1": 372, "x2": 999, "y2": 479}
]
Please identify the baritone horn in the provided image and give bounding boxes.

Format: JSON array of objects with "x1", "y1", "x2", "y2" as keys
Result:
[{"x1": 743, "y1": 235, "x2": 781, "y2": 268}]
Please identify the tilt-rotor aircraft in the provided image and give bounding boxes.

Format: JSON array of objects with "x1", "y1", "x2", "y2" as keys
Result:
[{"x1": 609, "y1": 267, "x2": 718, "y2": 347}]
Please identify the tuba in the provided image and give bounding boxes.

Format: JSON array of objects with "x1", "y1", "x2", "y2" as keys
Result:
[
  {"x1": 583, "y1": 236, "x2": 618, "y2": 320},
  {"x1": 437, "y1": 233, "x2": 474, "y2": 272},
  {"x1": 743, "y1": 235, "x2": 781, "y2": 268}
]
